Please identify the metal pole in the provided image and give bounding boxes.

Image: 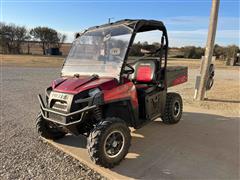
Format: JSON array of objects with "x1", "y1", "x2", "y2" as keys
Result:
[
  {"x1": 108, "y1": 17, "x2": 114, "y2": 24},
  {"x1": 196, "y1": 0, "x2": 220, "y2": 100}
]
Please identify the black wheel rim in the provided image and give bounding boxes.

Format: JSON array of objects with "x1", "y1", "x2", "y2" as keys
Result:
[
  {"x1": 104, "y1": 130, "x2": 125, "y2": 158},
  {"x1": 173, "y1": 101, "x2": 180, "y2": 117}
]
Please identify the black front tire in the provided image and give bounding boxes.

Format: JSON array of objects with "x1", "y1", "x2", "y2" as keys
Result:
[
  {"x1": 36, "y1": 113, "x2": 66, "y2": 140},
  {"x1": 87, "y1": 117, "x2": 131, "y2": 168},
  {"x1": 161, "y1": 93, "x2": 183, "y2": 124}
]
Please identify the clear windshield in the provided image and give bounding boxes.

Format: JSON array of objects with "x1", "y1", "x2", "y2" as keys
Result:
[{"x1": 62, "y1": 25, "x2": 132, "y2": 77}]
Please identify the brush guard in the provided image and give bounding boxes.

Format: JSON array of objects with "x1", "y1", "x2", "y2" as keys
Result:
[{"x1": 38, "y1": 94, "x2": 97, "y2": 126}]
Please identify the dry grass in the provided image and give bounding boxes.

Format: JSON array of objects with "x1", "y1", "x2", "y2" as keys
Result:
[
  {"x1": 168, "y1": 57, "x2": 236, "y2": 69},
  {"x1": 1, "y1": 54, "x2": 234, "y2": 69},
  {"x1": 1, "y1": 54, "x2": 64, "y2": 67}
]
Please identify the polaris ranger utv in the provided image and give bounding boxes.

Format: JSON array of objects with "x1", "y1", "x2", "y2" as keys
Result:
[{"x1": 37, "y1": 19, "x2": 188, "y2": 168}]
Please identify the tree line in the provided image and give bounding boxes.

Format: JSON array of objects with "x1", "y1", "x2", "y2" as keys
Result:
[
  {"x1": 129, "y1": 41, "x2": 239, "y2": 60},
  {"x1": 0, "y1": 22, "x2": 66, "y2": 55},
  {"x1": 176, "y1": 45, "x2": 239, "y2": 60},
  {"x1": 1, "y1": 22, "x2": 239, "y2": 60}
]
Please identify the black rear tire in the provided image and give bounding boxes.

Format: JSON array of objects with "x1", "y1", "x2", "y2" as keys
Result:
[
  {"x1": 87, "y1": 117, "x2": 131, "y2": 168},
  {"x1": 36, "y1": 113, "x2": 66, "y2": 140},
  {"x1": 161, "y1": 93, "x2": 183, "y2": 124}
]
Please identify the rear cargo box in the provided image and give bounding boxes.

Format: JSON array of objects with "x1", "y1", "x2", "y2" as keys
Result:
[{"x1": 166, "y1": 66, "x2": 188, "y2": 87}]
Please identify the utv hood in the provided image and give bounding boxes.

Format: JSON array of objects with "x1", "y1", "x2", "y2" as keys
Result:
[{"x1": 52, "y1": 76, "x2": 118, "y2": 94}]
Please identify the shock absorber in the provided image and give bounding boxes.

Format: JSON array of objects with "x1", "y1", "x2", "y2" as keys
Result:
[{"x1": 94, "y1": 106, "x2": 102, "y2": 122}]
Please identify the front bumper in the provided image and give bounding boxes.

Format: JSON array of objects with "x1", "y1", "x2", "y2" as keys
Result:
[{"x1": 38, "y1": 94, "x2": 96, "y2": 126}]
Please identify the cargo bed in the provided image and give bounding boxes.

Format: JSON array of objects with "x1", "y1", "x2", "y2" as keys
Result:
[{"x1": 166, "y1": 66, "x2": 188, "y2": 87}]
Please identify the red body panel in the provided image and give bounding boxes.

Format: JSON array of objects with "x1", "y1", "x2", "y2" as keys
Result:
[
  {"x1": 51, "y1": 76, "x2": 138, "y2": 108},
  {"x1": 172, "y1": 75, "x2": 188, "y2": 86},
  {"x1": 53, "y1": 77, "x2": 118, "y2": 94},
  {"x1": 103, "y1": 82, "x2": 138, "y2": 108},
  {"x1": 51, "y1": 68, "x2": 187, "y2": 110}
]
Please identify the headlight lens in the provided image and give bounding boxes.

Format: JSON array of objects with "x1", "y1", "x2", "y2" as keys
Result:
[{"x1": 88, "y1": 88, "x2": 101, "y2": 97}]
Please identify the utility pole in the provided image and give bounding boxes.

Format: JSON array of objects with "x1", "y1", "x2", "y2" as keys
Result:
[{"x1": 196, "y1": 0, "x2": 220, "y2": 100}]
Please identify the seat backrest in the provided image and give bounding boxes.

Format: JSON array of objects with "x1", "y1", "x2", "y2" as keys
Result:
[{"x1": 133, "y1": 59, "x2": 157, "y2": 83}]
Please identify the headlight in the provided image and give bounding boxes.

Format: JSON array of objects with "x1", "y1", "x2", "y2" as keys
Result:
[{"x1": 88, "y1": 88, "x2": 101, "y2": 97}]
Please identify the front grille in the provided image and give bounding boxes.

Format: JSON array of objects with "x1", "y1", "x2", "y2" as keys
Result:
[{"x1": 47, "y1": 91, "x2": 93, "y2": 124}]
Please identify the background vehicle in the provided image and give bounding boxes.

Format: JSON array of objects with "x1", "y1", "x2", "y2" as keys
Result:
[{"x1": 37, "y1": 19, "x2": 188, "y2": 168}]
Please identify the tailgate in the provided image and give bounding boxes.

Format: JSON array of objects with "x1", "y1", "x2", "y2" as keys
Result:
[{"x1": 166, "y1": 66, "x2": 188, "y2": 87}]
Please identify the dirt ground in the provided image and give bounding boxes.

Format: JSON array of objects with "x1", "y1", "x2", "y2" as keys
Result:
[
  {"x1": 171, "y1": 67, "x2": 240, "y2": 116},
  {"x1": 2, "y1": 54, "x2": 239, "y2": 116}
]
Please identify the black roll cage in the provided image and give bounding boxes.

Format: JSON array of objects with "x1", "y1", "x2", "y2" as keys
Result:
[{"x1": 118, "y1": 19, "x2": 168, "y2": 87}]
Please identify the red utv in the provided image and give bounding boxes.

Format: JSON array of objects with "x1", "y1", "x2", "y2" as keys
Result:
[{"x1": 37, "y1": 19, "x2": 188, "y2": 168}]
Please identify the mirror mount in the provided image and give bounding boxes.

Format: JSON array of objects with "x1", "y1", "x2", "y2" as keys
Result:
[{"x1": 123, "y1": 64, "x2": 134, "y2": 75}]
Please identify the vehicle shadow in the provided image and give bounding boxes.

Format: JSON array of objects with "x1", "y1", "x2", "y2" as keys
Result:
[
  {"x1": 56, "y1": 112, "x2": 239, "y2": 179},
  {"x1": 204, "y1": 98, "x2": 240, "y2": 103}
]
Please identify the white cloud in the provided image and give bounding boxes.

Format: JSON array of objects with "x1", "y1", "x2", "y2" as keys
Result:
[
  {"x1": 58, "y1": 16, "x2": 239, "y2": 47},
  {"x1": 132, "y1": 28, "x2": 239, "y2": 47},
  {"x1": 168, "y1": 29, "x2": 239, "y2": 47},
  {"x1": 164, "y1": 16, "x2": 239, "y2": 30},
  {"x1": 169, "y1": 29, "x2": 239, "y2": 38},
  {"x1": 161, "y1": 16, "x2": 239, "y2": 46}
]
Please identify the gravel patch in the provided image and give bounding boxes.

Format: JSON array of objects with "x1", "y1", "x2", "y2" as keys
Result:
[{"x1": 0, "y1": 67, "x2": 106, "y2": 180}]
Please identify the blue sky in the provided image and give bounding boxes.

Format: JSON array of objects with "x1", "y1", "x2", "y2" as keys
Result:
[{"x1": 1, "y1": 0, "x2": 239, "y2": 47}]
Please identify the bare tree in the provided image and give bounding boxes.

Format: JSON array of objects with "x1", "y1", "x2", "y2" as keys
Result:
[
  {"x1": 30, "y1": 27, "x2": 60, "y2": 55},
  {"x1": 57, "y1": 33, "x2": 67, "y2": 49},
  {"x1": 15, "y1": 26, "x2": 31, "y2": 53},
  {"x1": 0, "y1": 22, "x2": 30, "y2": 54}
]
